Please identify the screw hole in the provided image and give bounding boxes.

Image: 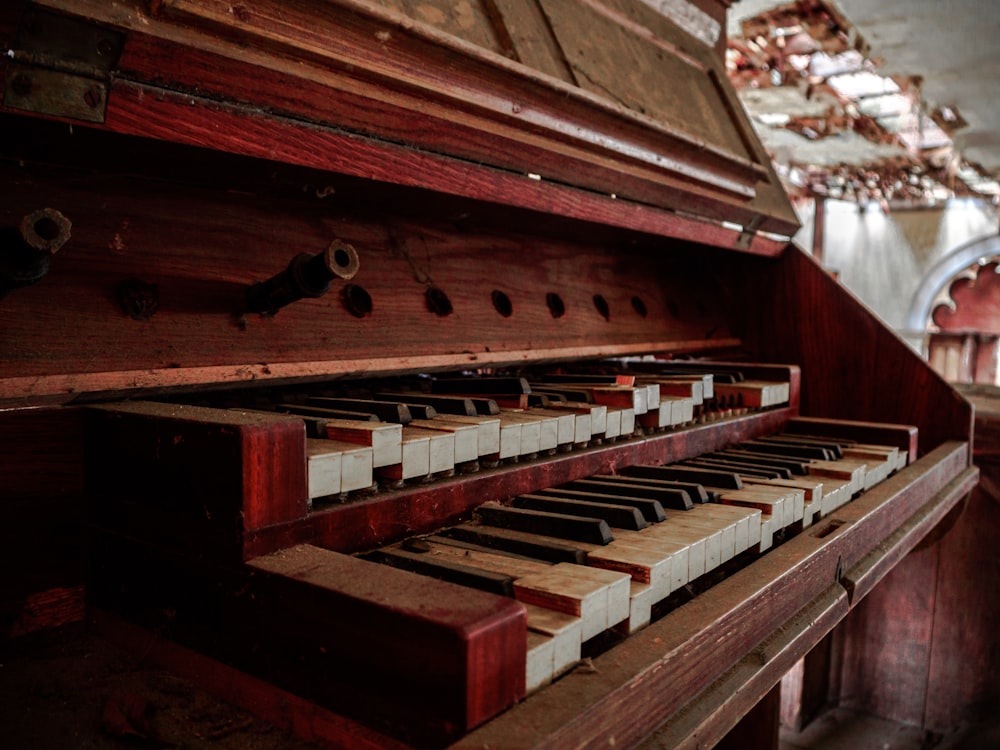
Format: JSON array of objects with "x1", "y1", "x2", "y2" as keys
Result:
[
  {"x1": 593, "y1": 294, "x2": 610, "y2": 321},
  {"x1": 631, "y1": 296, "x2": 648, "y2": 318},
  {"x1": 546, "y1": 292, "x2": 565, "y2": 319},
  {"x1": 33, "y1": 217, "x2": 61, "y2": 242},
  {"x1": 426, "y1": 286, "x2": 453, "y2": 316},
  {"x1": 492, "y1": 289, "x2": 513, "y2": 318},
  {"x1": 343, "y1": 283, "x2": 373, "y2": 318}
]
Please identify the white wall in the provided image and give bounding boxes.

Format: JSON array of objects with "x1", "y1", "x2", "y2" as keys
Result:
[{"x1": 795, "y1": 198, "x2": 998, "y2": 342}]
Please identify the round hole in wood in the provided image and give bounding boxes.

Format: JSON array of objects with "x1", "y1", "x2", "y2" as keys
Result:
[
  {"x1": 343, "y1": 283, "x2": 373, "y2": 318},
  {"x1": 426, "y1": 286, "x2": 453, "y2": 316},
  {"x1": 492, "y1": 289, "x2": 513, "y2": 317},
  {"x1": 546, "y1": 292, "x2": 566, "y2": 318},
  {"x1": 593, "y1": 294, "x2": 610, "y2": 321}
]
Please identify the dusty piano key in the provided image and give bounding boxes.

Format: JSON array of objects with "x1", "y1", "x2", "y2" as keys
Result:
[
  {"x1": 477, "y1": 502, "x2": 614, "y2": 545},
  {"x1": 534, "y1": 486, "x2": 666, "y2": 522},
  {"x1": 741, "y1": 477, "x2": 823, "y2": 527},
  {"x1": 440, "y1": 525, "x2": 587, "y2": 564},
  {"x1": 715, "y1": 488, "x2": 789, "y2": 533},
  {"x1": 306, "y1": 438, "x2": 374, "y2": 498},
  {"x1": 624, "y1": 464, "x2": 744, "y2": 490},
  {"x1": 446, "y1": 523, "x2": 673, "y2": 629},
  {"x1": 513, "y1": 494, "x2": 647, "y2": 531},
  {"x1": 641, "y1": 376, "x2": 704, "y2": 406},
  {"x1": 712, "y1": 380, "x2": 790, "y2": 408},
  {"x1": 365, "y1": 546, "x2": 516, "y2": 596},
  {"x1": 710, "y1": 449, "x2": 811, "y2": 475},
  {"x1": 409, "y1": 425, "x2": 455, "y2": 475},
  {"x1": 494, "y1": 412, "x2": 538, "y2": 456},
  {"x1": 408, "y1": 418, "x2": 479, "y2": 465},
  {"x1": 431, "y1": 376, "x2": 531, "y2": 394},
  {"x1": 683, "y1": 456, "x2": 791, "y2": 480},
  {"x1": 807, "y1": 459, "x2": 866, "y2": 495},
  {"x1": 563, "y1": 476, "x2": 694, "y2": 511},
  {"x1": 501, "y1": 410, "x2": 560, "y2": 453},
  {"x1": 537, "y1": 487, "x2": 705, "y2": 580},
  {"x1": 320, "y1": 418, "x2": 402, "y2": 468},
  {"x1": 526, "y1": 632, "x2": 555, "y2": 692},
  {"x1": 530, "y1": 380, "x2": 649, "y2": 415},
  {"x1": 378, "y1": 427, "x2": 431, "y2": 482},
  {"x1": 523, "y1": 603, "x2": 582, "y2": 680},
  {"x1": 535, "y1": 402, "x2": 595, "y2": 443},
  {"x1": 305, "y1": 396, "x2": 415, "y2": 424},
  {"x1": 424, "y1": 413, "x2": 502, "y2": 460},
  {"x1": 377, "y1": 392, "x2": 480, "y2": 416},
  {"x1": 523, "y1": 407, "x2": 577, "y2": 448}
]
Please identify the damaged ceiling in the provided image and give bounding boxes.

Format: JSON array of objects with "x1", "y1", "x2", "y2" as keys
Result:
[{"x1": 726, "y1": 0, "x2": 1000, "y2": 208}]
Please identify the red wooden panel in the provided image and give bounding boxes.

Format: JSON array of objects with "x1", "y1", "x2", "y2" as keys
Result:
[{"x1": 85, "y1": 402, "x2": 308, "y2": 561}]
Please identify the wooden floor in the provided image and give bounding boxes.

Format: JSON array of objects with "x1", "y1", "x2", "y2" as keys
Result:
[{"x1": 780, "y1": 708, "x2": 1000, "y2": 750}]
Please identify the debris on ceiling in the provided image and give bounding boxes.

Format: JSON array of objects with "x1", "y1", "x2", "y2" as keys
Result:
[{"x1": 726, "y1": 0, "x2": 1000, "y2": 209}]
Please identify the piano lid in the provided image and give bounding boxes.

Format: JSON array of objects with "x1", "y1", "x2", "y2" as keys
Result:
[{"x1": 12, "y1": 0, "x2": 799, "y2": 245}]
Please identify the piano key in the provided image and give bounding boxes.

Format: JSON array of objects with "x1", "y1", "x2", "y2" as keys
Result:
[
  {"x1": 623, "y1": 581, "x2": 655, "y2": 633},
  {"x1": 501, "y1": 410, "x2": 559, "y2": 453},
  {"x1": 712, "y1": 380, "x2": 789, "y2": 408},
  {"x1": 709, "y1": 449, "x2": 811, "y2": 474},
  {"x1": 563, "y1": 477, "x2": 694, "y2": 511},
  {"x1": 716, "y1": 489, "x2": 787, "y2": 530},
  {"x1": 639, "y1": 376, "x2": 704, "y2": 406},
  {"x1": 378, "y1": 392, "x2": 481, "y2": 417},
  {"x1": 523, "y1": 603, "x2": 582, "y2": 679},
  {"x1": 531, "y1": 381, "x2": 649, "y2": 415},
  {"x1": 378, "y1": 427, "x2": 431, "y2": 482},
  {"x1": 762, "y1": 434, "x2": 846, "y2": 458},
  {"x1": 741, "y1": 477, "x2": 823, "y2": 527},
  {"x1": 427, "y1": 413, "x2": 502, "y2": 459},
  {"x1": 515, "y1": 563, "x2": 631, "y2": 641},
  {"x1": 513, "y1": 494, "x2": 647, "y2": 531},
  {"x1": 276, "y1": 403, "x2": 381, "y2": 424},
  {"x1": 521, "y1": 407, "x2": 576, "y2": 447},
  {"x1": 683, "y1": 456, "x2": 790, "y2": 480},
  {"x1": 624, "y1": 464, "x2": 743, "y2": 490},
  {"x1": 440, "y1": 525, "x2": 587, "y2": 564},
  {"x1": 602, "y1": 407, "x2": 623, "y2": 439},
  {"x1": 306, "y1": 438, "x2": 374, "y2": 498},
  {"x1": 432, "y1": 376, "x2": 531, "y2": 395},
  {"x1": 535, "y1": 403, "x2": 593, "y2": 443},
  {"x1": 733, "y1": 439, "x2": 834, "y2": 461},
  {"x1": 526, "y1": 631, "x2": 555, "y2": 692},
  {"x1": 477, "y1": 502, "x2": 614, "y2": 545},
  {"x1": 497, "y1": 413, "x2": 538, "y2": 456},
  {"x1": 305, "y1": 396, "x2": 415, "y2": 424},
  {"x1": 322, "y1": 418, "x2": 402, "y2": 468},
  {"x1": 604, "y1": 474, "x2": 711, "y2": 503},
  {"x1": 807, "y1": 459, "x2": 867, "y2": 495},
  {"x1": 533, "y1": 486, "x2": 666, "y2": 523},
  {"x1": 408, "y1": 425, "x2": 455, "y2": 475},
  {"x1": 409, "y1": 418, "x2": 479, "y2": 464},
  {"x1": 365, "y1": 546, "x2": 515, "y2": 596}
]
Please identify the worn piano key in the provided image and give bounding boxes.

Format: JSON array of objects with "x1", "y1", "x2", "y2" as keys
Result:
[
  {"x1": 563, "y1": 476, "x2": 694, "y2": 511},
  {"x1": 378, "y1": 392, "x2": 481, "y2": 417},
  {"x1": 535, "y1": 402, "x2": 593, "y2": 443},
  {"x1": 513, "y1": 494, "x2": 647, "y2": 531},
  {"x1": 501, "y1": 410, "x2": 559, "y2": 453},
  {"x1": 512, "y1": 563, "x2": 631, "y2": 640},
  {"x1": 741, "y1": 477, "x2": 823, "y2": 527},
  {"x1": 523, "y1": 603, "x2": 582, "y2": 679},
  {"x1": 320, "y1": 418, "x2": 402, "y2": 468},
  {"x1": 525, "y1": 407, "x2": 580, "y2": 447},
  {"x1": 427, "y1": 413, "x2": 502, "y2": 459},
  {"x1": 432, "y1": 377, "x2": 531, "y2": 394},
  {"x1": 526, "y1": 631, "x2": 556, "y2": 692},
  {"x1": 712, "y1": 380, "x2": 789, "y2": 408},
  {"x1": 531, "y1": 381, "x2": 649, "y2": 415},
  {"x1": 716, "y1": 489, "x2": 787, "y2": 530},
  {"x1": 534, "y1": 486, "x2": 666, "y2": 522},
  {"x1": 477, "y1": 503, "x2": 614, "y2": 545},
  {"x1": 306, "y1": 438, "x2": 374, "y2": 498},
  {"x1": 710, "y1": 449, "x2": 811, "y2": 474},
  {"x1": 410, "y1": 425, "x2": 455, "y2": 475},
  {"x1": 624, "y1": 464, "x2": 743, "y2": 490},
  {"x1": 441, "y1": 525, "x2": 587, "y2": 564},
  {"x1": 409, "y1": 418, "x2": 479, "y2": 464},
  {"x1": 377, "y1": 427, "x2": 431, "y2": 482},
  {"x1": 496, "y1": 413, "x2": 537, "y2": 455},
  {"x1": 366, "y1": 546, "x2": 515, "y2": 596},
  {"x1": 641, "y1": 376, "x2": 704, "y2": 406},
  {"x1": 305, "y1": 396, "x2": 415, "y2": 424},
  {"x1": 807, "y1": 459, "x2": 867, "y2": 495}
]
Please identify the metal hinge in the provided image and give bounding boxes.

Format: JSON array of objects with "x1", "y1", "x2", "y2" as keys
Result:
[
  {"x1": 735, "y1": 213, "x2": 765, "y2": 250},
  {"x1": 3, "y1": 8, "x2": 124, "y2": 124}
]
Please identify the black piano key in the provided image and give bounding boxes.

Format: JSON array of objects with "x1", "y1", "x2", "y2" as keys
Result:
[
  {"x1": 562, "y1": 478, "x2": 694, "y2": 511},
  {"x1": 534, "y1": 487, "x2": 666, "y2": 523},
  {"x1": 275, "y1": 403, "x2": 380, "y2": 423},
  {"x1": 476, "y1": 503, "x2": 614, "y2": 545},
  {"x1": 364, "y1": 547, "x2": 515, "y2": 596},
  {"x1": 732, "y1": 440, "x2": 833, "y2": 461},
  {"x1": 305, "y1": 397, "x2": 414, "y2": 424},
  {"x1": 599, "y1": 475, "x2": 712, "y2": 504},
  {"x1": 376, "y1": 392, "x2": 480, "y2": 417},
  {"x1": 760, "y1": 434, "x2": 846, "y2": 459},
  {"x1": 525, "y1": 393, "x2": 556, "y2": 406},
  {"x1": 419, "y1": 534, "x2": 554, "y2": 564},
  {"x1": 513, "y1": 494, "x2": 646, "y2": 531},
  {"x1": 431, "y1": 376, "x2": 531, "y2": 395},
  {"x1": 682, "y1": 457, "x2": 790, "y2": 480},
  {"x1": 469, "y1": 397, "x2": 504, "y2": 416},
  {"x1": 623, "y1": 464, "x2": 744, "y2": 490},
  {"x1": 439, "y1": 526, "x2": 587, "y2": 564},
  {"x1": 708, "y1": 450, "x2": 810, "y2": 475}
]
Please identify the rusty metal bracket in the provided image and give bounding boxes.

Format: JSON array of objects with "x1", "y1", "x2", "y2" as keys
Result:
[
  {"x1": 735, "y1": 213, "x2": 765, "y2": 250},
  {"x1": 3, "y1": 8, "x2": 124, "y2": 123}
]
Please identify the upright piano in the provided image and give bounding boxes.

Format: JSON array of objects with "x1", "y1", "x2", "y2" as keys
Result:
[{"x1": 0, "y1": 1, "x2": 978, "y2": 748}]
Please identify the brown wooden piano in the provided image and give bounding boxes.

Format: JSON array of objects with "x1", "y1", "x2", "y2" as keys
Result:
[{"x1": 0, "y1": 1, "x2": 981, "y2": 748}]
